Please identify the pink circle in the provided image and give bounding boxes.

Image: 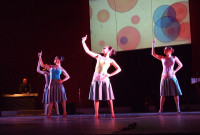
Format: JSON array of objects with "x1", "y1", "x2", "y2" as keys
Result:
[
  {"x1": 108, "y1": 0, "x2": 138, "y2": 13},
  {"x1": 178, "y1": 22, "x2": 191, "y2": 40},
  {"x1": 97, "y1": 10, "x2": 110, "y2": 23},
  {"x1": 99, "y1": 40, "x2": 105, "y2": 46},
  {"x1": 171, "y1": 2, "x2": 188, "y2": 22},
  {"x1": 131, "y1": 15, "x2": 140, "y2": 24},
  {"x1": 167, "y1": 28, "x2": 175, "y2": 35},
  {"x1": 117, "y1": 26, "x2": 141, "y2": 50}
]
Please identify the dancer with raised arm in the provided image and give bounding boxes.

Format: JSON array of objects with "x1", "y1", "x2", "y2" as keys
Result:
[
  {"x1": 38, "y1": 52, "x2": 70, "y2": 117},
  {"x1": 152, "y1": 39, "x2": 183, "y2": 114},
  {"x1": 37, "y1": 60, "x2": 60, "y2": 116},
  {"x1": 82, "y1": 35, "x2": 121, "y2": 119}
]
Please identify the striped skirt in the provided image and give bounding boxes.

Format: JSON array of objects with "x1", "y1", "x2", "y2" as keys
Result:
[
  {"x1": 45, "y1": 79, "x2": 67, "y2": 104},
  {"x1": 160, "y1": 77, "x2": 182, "y2": 96},
  {"x1": 89, "y1": 73, "x2": 115, "y2": 101}
]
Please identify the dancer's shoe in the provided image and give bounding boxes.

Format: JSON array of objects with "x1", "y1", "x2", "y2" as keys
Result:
[
  {"x1": 158, "y1": 110, "x2": 163, "y2": 114},
  {"x1": 94, "y1": 114, "x2": 99, "y2": 119},
  {"x1": 111, "y1": 114, "x2": 115, "y2": 118},
  {"x1": 46, "y1": 113, "x2": 51, "y2": 118},
  {"x1": 62, "y1": 112, "x2": 67, "y2": 117}
]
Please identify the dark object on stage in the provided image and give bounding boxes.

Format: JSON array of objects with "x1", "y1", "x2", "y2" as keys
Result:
[{"x1": 1, "y1": 93, "x2": 38, "y2": 110}]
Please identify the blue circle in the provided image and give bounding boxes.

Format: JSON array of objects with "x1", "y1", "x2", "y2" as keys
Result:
[
  {"x1": 153, "y1": 5, "x2": 176, "y2": 25},
  {"x1": 154, "y1": 18, "x2": 180, "y2": 43},
  {"x1": 156, "y1": 16, "x2": 176, "y2": 28},
  {"x1": 120, "y1": 36, "x2": 128, "y2": 45}
]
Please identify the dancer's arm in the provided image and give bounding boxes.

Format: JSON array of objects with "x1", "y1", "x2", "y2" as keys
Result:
[
  {"x1": 37, "y1": 61, "x2": 47, "y2": 74},
  {"x1": 151, "y1": 39, "x2": 164, "y2": 60},
  {"x1": 38, "y1": 51, "x2": 51, "y2": 70},
  {"x1": 60, "y1": 68, "x2": 70, "y2": 83},
  {"x1": 174, "y1": 56, "x2": 183, "y2": 74},
  {"x1": 108, "y1": 59, "x2": 121, "y2": 77},
  {"x1": 48, "y1": 69, "x2": 52, "y2": 90},
  {"x1": 82, "y1": 35, "x2": 99, "y2": 58}
]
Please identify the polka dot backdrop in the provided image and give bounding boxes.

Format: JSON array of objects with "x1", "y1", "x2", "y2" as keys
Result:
[{"x1": 90, "y1": 0, "x2": 191, "y2": 53}]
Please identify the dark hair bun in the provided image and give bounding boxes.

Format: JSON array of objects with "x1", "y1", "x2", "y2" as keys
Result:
[
  {"x1": 57, "y1": 56, "x2": 65, "y2": 62},
  {"x1": 108, "y1": 46, "x2": 116, "y2": 56},
  {"x1": 167, "y1": 46, "x2": 174, "y2": 53}
]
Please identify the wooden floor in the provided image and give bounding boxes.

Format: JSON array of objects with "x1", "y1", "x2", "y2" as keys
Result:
[{"x1": 0, "y1": 112, "x2": 200, "y2": 135}]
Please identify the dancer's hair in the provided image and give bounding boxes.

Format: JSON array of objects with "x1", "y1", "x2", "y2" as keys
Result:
[
  {"x1": 56, "y1": 56, "x2": 65, "y2": 62},
  {"x1": 107, "y1": 46, "x2": 116, "y2": 56},
  {"x1": 165, "y1": 46, "x2": 174, "y2": 53}
]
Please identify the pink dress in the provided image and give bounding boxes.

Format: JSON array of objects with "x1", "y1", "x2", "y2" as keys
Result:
[{"x1": 160, "y1": 56, "x2": 182, "y2": 96}]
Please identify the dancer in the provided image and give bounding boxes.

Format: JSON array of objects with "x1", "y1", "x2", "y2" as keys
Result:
[
  {"x1": 38, "y1": 52, "x2": 70, "y2": 117},
  {"x1": 82, "y1": 35, "x2": 121, "y2": 119},
  {"x1": 37, "y1": 61, "x2": 60, "y2": 116},
  {"x1": 152, "y1": 39, "x2": 183, "y2": 114}
]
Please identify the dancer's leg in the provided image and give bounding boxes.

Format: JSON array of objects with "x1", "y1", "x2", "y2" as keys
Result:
[
  {"x1": 44, "y1": 103, "x2": 49, "y2": 116},
  {"x1": 107, "y1": 100, "x2": 115, "y2": 118},
  {"x1": 47, "y1": 102, "x2": 53, "y2": 117},
  {"x1": 94, "y1": 100, "x2": 99, "y2": 119},
  {"x1": 159, "y1": 96, "x2": 165, "y2": 113},
  {"x1": 61, "y1": 101, "x2": 67, "y2": 117},
  {"x1": 174, "y1": 96, "x2": 181, "y2": 114},
  {"x1": 54, "y1": 102, "x2": 60, "y2": 115}
]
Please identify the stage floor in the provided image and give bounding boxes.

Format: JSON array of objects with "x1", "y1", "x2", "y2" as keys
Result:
[{"x1": 0, "y1": 112, "x2": 200, "y2": 135}]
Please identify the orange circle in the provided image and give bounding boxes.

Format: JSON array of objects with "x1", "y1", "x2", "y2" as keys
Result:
[
  {"x1": 97, "y1": 10, "x2": 110, "y2": 22},
  {"x1": 108, "y1": 0, "x2": 138, "y2": 13}
]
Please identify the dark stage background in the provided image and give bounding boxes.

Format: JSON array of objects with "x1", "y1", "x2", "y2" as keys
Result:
[{"x1": 0, "y1": 0, "x2": 200, "y2": 112}]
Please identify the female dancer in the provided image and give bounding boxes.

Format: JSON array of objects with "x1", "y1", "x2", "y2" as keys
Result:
[
  {"x1": 38, "y1": 51, "x2": 70, "y2": 117},
  {"x1": 82, "y1": 35, "x2": 121, "y2": 119},
  {"x1": 37, "y1": 60, "x2": 60, "y2": 116},
  {"x1": 152, "y1": 39, "x2": 183, "y2": 114}
]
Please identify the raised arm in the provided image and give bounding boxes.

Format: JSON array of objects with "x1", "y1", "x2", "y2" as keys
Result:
[
  {"x1": 174, "y1": 56, "x2": 183, "y2": 74},
  {"x1": 60, "y1": 68, "x2": 70, "y2": 83},
  {"x1": 151, "y1": 39, "x2": 164, "y2": 60},
  {"x1": 82, "y1": 35, "x2": 99, "y2": 58},
  {"x1": 37, "y1": 61, "x2": 47, "y2": 74},
  {"x1": 109, "y1": 59, "x2": 121, "y2": 77},
  {"x1": 38, "y1": 51, "x2": 51, "y2": 70}
]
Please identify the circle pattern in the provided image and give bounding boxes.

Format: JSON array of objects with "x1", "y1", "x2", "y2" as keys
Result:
[
  {"x1": 97, "y1": 9, "x2": 110, "y2": 23},
  {"x1": 108, "y1": 0, "x2": 138, "y2": 13},
  {"x1": 178, "y1": 22, "x2": 190, "y2": 40},
  {"x1": 117, "y1": 26, "x2": 141, "y2": 50},
  {"x1": 131, "y1": 15, "x2": 140, "y2": 24},
  {"x1": 171, "y1": 2, "x2": 187, "y2": 22},
  {"x1": 99, "y1": 40, "x2": 105, "y2": 46},
  {"x1": 153, "y1": 2, "x2": 190, "y2": 43}
]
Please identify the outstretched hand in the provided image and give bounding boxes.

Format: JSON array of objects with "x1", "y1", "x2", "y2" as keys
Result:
[
  {"x1": 82, "y1": 35, "x2": 87, "y2": 42},
  {"x1": 152, "y1": 38, "x2": 156, "y2": 44},
  {"x1": 38, "y1": 51, "x2": 42, "y2": 58}
]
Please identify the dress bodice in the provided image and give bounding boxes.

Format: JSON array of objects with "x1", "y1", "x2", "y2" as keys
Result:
[
  {"x1": 51, "y1": 68, "x2": 61, "y2": 80},
  {"x1": 94, "y1": 55, "x2": 111, "y2": 74},
  {"x1": 161, "y1": 56, "x2": 175, "y2": 77}
]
